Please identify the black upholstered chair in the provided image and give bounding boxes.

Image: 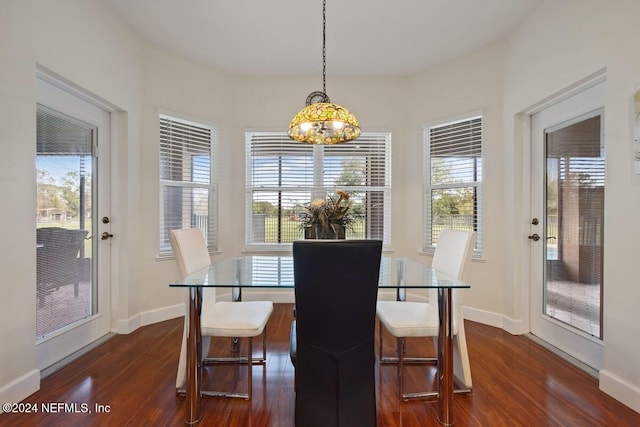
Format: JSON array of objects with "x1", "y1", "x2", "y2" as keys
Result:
[{"x1": 291, "y1": 239, "x2": 382, "y2": 427}]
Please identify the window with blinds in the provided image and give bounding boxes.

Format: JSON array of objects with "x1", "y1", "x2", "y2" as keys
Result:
[
  {"x1": 424, "y1": 115, "x2": 482, "y2": 255},
  {"x1": 245, "y1": 131, "x2": 391, "y2": 250},
  {"x1": 159, "y1": 113, "x2": 217, "y2": 256}
]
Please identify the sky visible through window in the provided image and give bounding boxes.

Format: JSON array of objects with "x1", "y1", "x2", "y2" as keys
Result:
[{"x1": 37, "y1": 156, "x2": 89, "y2": 184}]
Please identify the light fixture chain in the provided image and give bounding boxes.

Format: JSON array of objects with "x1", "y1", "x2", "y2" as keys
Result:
[
  {"x1": 288, "y1": 0, "x2": 360, "y2": 144},
  {"x1": 322, "y1": 0, "x2": 326, "y2": 96}
]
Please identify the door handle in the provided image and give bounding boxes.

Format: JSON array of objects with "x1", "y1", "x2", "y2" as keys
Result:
[
  {"x1": 101, "y1": 232, "x2": 114, "y2": 240},
  {"x1": 528, "y1": 233, "x2": 540, "y2": 241}
]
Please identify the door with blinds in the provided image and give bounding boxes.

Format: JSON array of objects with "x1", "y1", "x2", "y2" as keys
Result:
[
  {"x1": 529, "y1": 80, "x2": 605, "y2": 370},
  {"x1": 35, "y1": 76, "x2": 112, "y2": 372}
]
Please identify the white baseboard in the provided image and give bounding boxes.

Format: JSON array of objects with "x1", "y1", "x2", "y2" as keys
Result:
[
  {"x1": 0, "y1": 369, "x2": 40, "y2": 413},
  {"x1": 464, "y1": 306, "x2": 525, "y2": 335},
  {"x1": 599, "y1": 369, "x2": 640, "y2": 414},
  {"x1": 116, "y1": 303, "x2": 184, "y2": 334}
]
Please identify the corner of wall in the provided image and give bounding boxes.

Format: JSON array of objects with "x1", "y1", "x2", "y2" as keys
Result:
[
  {"x1": 116, "y1": 303, "x2": 184, "y2": 334},
  {"x1": 464, "y1": 306, "x2": 525, "y2": 335}
]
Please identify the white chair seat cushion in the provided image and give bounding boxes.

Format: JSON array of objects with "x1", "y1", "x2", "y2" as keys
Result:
[
  {"x1": 201, "y1": 301, "x2": 273, "y2": 337},
  {"x1": 376, "y1": 301, "x2": 458, "y2": 337}
]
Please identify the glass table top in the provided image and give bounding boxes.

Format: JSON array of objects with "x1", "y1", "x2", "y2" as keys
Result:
[{"x1": 169, "y1": 256, "x2": 470, "y2": 289}]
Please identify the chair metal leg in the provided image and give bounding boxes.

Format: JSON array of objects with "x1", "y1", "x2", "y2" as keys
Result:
[
  {"x1": 203, "y1": 327, "x2": 268, "y2": 365},
  {"x1": 379, "y1": 319, "x2": 437, "y2": 365},
  {"x1": 262, "y1": 326, "x2": 267, "y2": 362},
  {"x1": 179, "y1": 327, "x2": 268, "y2": 400},
  {"x1": 380, "y1": 318, "x2": 406, "y2": 364},
  {"x1": 378, "y1": 323, "x2": 469, "y2": 401},
  {"x1": 397, "y1": 337, "x2": 404, "y2": 400},
  {"x1": 378, "y1": 319, "x2": 384, "y2": 362},
  {"x1": 247, "y1": 336, "x2": 253, "y2": 399},
  {"x1": 398, "y1": 335, "x2": 439, "y2": 401}
]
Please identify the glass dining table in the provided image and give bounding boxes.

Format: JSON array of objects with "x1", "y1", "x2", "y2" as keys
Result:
[{"x1": 169, "y1": 255, "x2": 470, "y2": 426}]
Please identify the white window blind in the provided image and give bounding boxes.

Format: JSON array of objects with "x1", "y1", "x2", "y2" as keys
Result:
[
  {"x1": 424, "y1": 115, "x2": 482, "y2": 255},
  {"x1": 246, "y1": 131, "x2": 391, "y2": 250},
  {"x1": 159, "y1": 113, "x2": 217, "y2": 256}
]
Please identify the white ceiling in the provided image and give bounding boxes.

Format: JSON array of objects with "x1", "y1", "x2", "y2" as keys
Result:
[{"x1": 106, "y1": 0, "x2": 542, "y2": 78}]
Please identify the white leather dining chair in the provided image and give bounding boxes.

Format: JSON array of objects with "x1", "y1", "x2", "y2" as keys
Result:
[
  {"x1": 376, "y1": 229, "x2": 476, "y2": 400},
  {"x1": 170, "y1": 228, "x2": 273, "y2": 399}
]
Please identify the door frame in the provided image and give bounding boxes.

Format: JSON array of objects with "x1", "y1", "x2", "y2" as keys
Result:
[
  {"x1": 523, "y1": 75, "x2": 606, "y2": 371},
  {"x1": 35, "y1": 71, "x2": 114, "y2": 372}
]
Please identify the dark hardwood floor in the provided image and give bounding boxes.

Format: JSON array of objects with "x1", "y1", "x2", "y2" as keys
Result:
[{"x1": 1, "y1": 303, "x2": 638, "y2": 426}]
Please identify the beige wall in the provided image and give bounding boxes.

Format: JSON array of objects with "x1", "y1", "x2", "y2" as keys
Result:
[
  {"x1": 406, "y1": 42, "x2": 507, "y2": 324},
  {"x1": 137, "y1": 45, "x2": 235, "y2": 315},
  {"x1": 1, "y1": 0, "x2": 639, "y2": 414}
]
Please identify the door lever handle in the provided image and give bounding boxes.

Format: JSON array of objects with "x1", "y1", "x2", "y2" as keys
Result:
[
  {"x1": 101, "y1": 232, "x2": 114, "y2": 240},
  {"x1": 528, "y1": 233, "x2": 540, "y2": 241}
]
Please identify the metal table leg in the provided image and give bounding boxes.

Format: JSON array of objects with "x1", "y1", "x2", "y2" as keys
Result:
[
  {"x1": 437, "y1": 288, "x2": 454, "y2": 426},
  {"x1": 185, "y1": 286, "x2": 202, "y2": 426},
  {"x1": 231, "y1": 258, "x2": 241, "y2": 352}
]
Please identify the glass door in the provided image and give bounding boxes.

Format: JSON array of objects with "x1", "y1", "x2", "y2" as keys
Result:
[
  {"x1": 36, "y1": 105, "x2": 95, "y2": 336},
  {"x1": 35, "y1": 76, "x2": 112, "y2": 371},
  {"x1": 530, "y1": 80, "x2": 605, "y2": 370},
  {"x1": 544, "y1": 113, "x2": 604, "y2": 337}
]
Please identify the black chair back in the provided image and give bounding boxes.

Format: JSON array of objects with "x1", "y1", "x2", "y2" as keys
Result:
[{"x1": 293, "y1": 239, "x2": 382, "y2": 427}]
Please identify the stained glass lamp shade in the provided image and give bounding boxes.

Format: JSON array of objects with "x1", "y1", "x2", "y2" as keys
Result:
[
  {"x1": 288, "y1": 0, "x2": 360, "y2": 144},
  {"x1": 288, "y1": 102, "x2": 360, "y2": 144}
]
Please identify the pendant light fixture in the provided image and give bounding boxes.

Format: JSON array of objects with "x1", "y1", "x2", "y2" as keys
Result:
[{"x1": 288, "y1": 0, "x2": 361, "y2": 144}]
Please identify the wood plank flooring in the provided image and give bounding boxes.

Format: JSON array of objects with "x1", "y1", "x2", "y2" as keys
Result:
[{"x1": 1, "y1": 303, "x2": 638, "y2": 426}]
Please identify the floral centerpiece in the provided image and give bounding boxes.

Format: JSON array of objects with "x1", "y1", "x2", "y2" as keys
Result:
[{"x1": 300, "y1": 190, "x2": 354, "y2": 239}]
